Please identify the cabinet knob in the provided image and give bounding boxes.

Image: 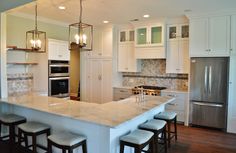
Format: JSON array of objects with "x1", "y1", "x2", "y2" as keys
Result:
[
  {"x1": 230, "y1": 48, "x2": 233, "y2": 51},
  {"x1": 209, "y1": 49, "x2": 211, "y2": 52},
  {"x1": 205, "y1": 49, "x2": 208, "y2": 52}
]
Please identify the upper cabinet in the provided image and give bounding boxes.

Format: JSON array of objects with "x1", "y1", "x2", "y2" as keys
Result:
[
  {"x1": 135, "y1": 25, "x2": 164, "y2": 47},
  {"x1": 48, "y1": 39, "x2": 70, "y2": 61},
  {"x1": 231, "y1": 15, "x2": 236, "y2": 56},
  {"x1": 119, "y1": 29, "x2": 134, "y2": 44},
  {"x1": 167, "y1": 24, "x2": 189, "y2": 41},
  {"x1": 189, "y1": 16, "x2": 230, "y2": 57}
]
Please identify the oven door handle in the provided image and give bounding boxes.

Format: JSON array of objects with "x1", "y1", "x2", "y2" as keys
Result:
[
  {"x1": 49, "y1": 77, "x2": 70, "y2": 80},
  {"x1": 49, "y1": 64, "x2": 70, "y2": 67}
]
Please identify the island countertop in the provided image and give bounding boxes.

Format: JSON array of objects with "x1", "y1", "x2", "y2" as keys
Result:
[{"x1": 0, "y1": 93, "x2": 174, "y2": 128}]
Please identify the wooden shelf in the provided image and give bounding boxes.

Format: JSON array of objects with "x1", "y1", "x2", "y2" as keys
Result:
[
  {"x1": 7, "y1": 46, "x2": 45, "y2": 53},
  {"x1": 7, "y1": 62, "x2": 38, "y2": 65}
]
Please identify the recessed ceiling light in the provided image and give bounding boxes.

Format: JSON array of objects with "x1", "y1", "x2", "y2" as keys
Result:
[
  {"x1": 103, "y1": 21, "x2": 109, "y2": 24},
  {"x1": 58, "y1": 6, "x2": 66, "y2": 10},
  {"x1": 143, "y1": 14, "x2": 150, "y2": 18}
]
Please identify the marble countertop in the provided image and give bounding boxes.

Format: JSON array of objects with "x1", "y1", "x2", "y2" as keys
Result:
[
  {"x1": 0, "y1": 93, "x2": 174, "y2": 128},
  {"x1": 162, "y1": 89, "x2": 189, "y2": 93}
]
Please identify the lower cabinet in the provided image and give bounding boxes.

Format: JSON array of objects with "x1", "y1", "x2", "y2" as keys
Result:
[
  {"x1": 161, "y1": 90, "x2": 188, "y2": 123},
  {"x1": 113, "y1": 87, "x2": 132, "y2": 101},
  {"x1": 85, "y1": 58, "x2": 113, "y2": 103}
]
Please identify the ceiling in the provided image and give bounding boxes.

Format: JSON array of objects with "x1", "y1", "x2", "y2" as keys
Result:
[{"x1": 7, "y1": 0, "x2": 236, "y2": 26}]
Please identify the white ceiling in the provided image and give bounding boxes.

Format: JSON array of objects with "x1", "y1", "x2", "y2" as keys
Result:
[{"x1": 7, "y1": 0, "x2": 236, "y2": 26}]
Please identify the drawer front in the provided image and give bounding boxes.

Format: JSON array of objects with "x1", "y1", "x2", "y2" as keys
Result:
[
  {"x1": 161, "y1": 92, "x2": 187, "y2": 100},
  {"x1": 165, "y1": 109, "x2": 185, "y2": 123},
  {"x1": 113, "y1": 94, "x2": 132, "y2": 101},
  {"x1": 165, "y1": 99, "x2": 185, "y2": 111},
  {"x1": 114, "y1": 88, "x2": 132, "y2": 95}
]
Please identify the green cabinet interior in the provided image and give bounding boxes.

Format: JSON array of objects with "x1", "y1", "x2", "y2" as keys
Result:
[
  {"x1": 137, "y1": 28, "x2": 147, "y2": 45},
  {"x1": 151, "y1": 26, "x2": 162, "y2": 44}
]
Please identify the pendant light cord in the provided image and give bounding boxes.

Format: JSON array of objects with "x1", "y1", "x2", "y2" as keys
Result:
[
  {"x1": 79, "y1": 0, "x2": 82, "y2": 23},
  {"x1": 35, "y1": 1, "x2": 38, "y2": 31}
]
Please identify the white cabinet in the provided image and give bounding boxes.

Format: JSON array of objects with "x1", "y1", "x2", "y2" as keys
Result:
[
  {"x1": 86, "y1": 58, "x2": 113, "y2": 104},
  {"x1": 135, "y1": 24, "x2": 164, "y2": 47},
  {"x1": 161, "y1": 90, "x2": 188, "y2": 123},
  {"x1": 167, "y1": 24, "x2": 189, "y2": 41},
  {"x1": 113, "y1": 87, "x2": 132, "y2": 101},
  {"x1": 227, "y1": 56, "x2": 236, "y2": 134},
  {"x1": 118, "y1": 42, "x2": 141, "y2": 72},
  {"x1": 48, "y1": 39, "x2": 70, "y2": 61},
  {"x1": 189, "y1": 16, "x2": 230, "y2": 57},
  {"x1": 119, "y1": 29, "x2": 134, "y2": 44},
  {"x1": 231, "y1": 15, "x2": 236, "y2": 56}
]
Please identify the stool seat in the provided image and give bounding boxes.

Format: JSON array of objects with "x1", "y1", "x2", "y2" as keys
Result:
[
  {"x1": 18, "y1": 121, "x2": 50, "y2": 133},
  {"x1": 139, "y1": 119, "x2": 166, "y2": 131},
  {"x1": 48, "y1": 132, "x2": 86, "y2": 146},
  {"x1": 0, "y1": 114, "x2": 26, "y2": 124},
  {"x1": 120, "y1": 129, "x2": 154, "y2": 145},
  {"x1": 154, "y1": 111, "x2": 177, "y2": 120}
]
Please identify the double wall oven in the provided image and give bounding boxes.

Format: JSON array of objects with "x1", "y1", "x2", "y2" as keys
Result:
[{"x1": 48, "y1": 60, "x2": 70, "y2": 98}]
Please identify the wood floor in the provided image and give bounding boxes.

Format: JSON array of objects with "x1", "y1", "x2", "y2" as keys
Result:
[{"x1": 0, "y1": 125, "x2": 236, "y2": 153}]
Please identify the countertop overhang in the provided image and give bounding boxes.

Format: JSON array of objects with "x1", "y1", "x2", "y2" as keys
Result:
[{"x1": 0, "y1": 93, "x2": 174, "y2": 128}]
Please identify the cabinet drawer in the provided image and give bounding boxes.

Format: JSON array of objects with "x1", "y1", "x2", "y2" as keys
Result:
[
  {"x1": 165, "y1": 109, "x2": 185, "y2": 123},
  {"x1": 161, "y1": 92, "x2": 187, "y2": 100},
  {"x1": 113, "y1": 94, "x2": 132, "y2": 101},
  {"x1": 114, "y1": 88, "x2": 132, "y2": 95},
  {"x1": 165, "y1": 99, "x2": 185, "y2": 111}
]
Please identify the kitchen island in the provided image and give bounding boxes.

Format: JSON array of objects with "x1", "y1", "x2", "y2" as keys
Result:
[{"x1": 0, "y1": 93, "x2": 174, "y2": 153}]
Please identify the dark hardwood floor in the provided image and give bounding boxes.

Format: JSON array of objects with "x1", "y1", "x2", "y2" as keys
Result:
[{"x1": 0, "y1": 125, "x2": 236, "y2": 153}]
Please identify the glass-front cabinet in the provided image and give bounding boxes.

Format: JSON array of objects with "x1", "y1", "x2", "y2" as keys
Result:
[
  {"x1": 119, "y1": 29, "x2": 135, "y2": 43},
  {"x1": 167, "y1": 24, "x2": 189, "y2": 41},
  {"x1": 135, "y1": 24, "x2": 164, "y2": 47}
]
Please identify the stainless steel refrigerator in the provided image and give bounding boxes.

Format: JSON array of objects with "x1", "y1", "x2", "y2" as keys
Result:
[{"x1": 190, "y1": 57, "x2": 228, "y2": 129}]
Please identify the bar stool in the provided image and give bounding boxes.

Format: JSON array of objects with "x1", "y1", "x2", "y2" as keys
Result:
[
  {"x1": 47, "y1": 132, "x2": 87, "y2": 153},
  {"x1": 0, "y1": 114, "x2": 26, "y2": 152},
  {"x1": 154, "y1": 111, "x2": 177, "y2": 147},
  {"x1": 18, "y1": 121, "x2": 50, "y2": 153},
  {"x1": 139, "y1": 119, "x2": 167, "y2": 153},
  {"x1": 120, "y1": 129, "x2": 154, "y2": 153}
]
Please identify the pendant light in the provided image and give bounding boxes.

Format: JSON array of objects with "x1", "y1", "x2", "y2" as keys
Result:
[
  {"x1": 26, "y1": 0, "x2": 46, "y2": 52},
  {"x1": 69, "y1": 0, "x2": 93, "y2": 51}
]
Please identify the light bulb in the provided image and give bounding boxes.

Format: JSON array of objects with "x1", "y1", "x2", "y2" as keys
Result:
[
  {"x1": 82, "y1": 34, "x2": 87, "y2": 44},
  {"x1": 36, "y1": 39, "x2": 42, "y2": 48},
  {"x1": 74, "y1": 34, "x2": 80, "y2": 44},
  {"x1": 30, "y1": 39, "x2": 36, "y2": 48}
]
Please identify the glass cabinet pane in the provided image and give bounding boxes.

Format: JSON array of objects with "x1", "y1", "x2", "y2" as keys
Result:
[
  {"x1": 151, "y1": 26, "x2": 162, "y2": 44},
  {"x1": 137, "y1": 28, "x2": 147, "y2": 45},
  {"x1": 169, "y1": 26, "x2": 177, "y2": 39},
  {"x1": 120, "y1": 31, "x2": 126, "y2": 42},
  {"x1": 129, "y1": 31, "x2": 134, "y2": 41},
  {"x1": 181, "y1": 25, "x2": 189, "y2": 38}
]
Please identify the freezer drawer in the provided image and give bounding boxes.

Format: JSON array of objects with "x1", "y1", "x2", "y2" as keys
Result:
[{"x1": 191, "y1": 102, "x2": 226, "y2": 129}]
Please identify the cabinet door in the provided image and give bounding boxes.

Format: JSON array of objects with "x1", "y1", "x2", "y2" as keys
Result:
[
  {"x1": 90, "y1": 59, "x2": 102, "y2": 103},
  {"x1": 150, "y1": 26, "x2": 163, "y2": 46},
  {"x1": 167, "y1": 25, "x2": 177, "y2": 41},
  {"x1": 136, "y1": 27, "x2": 147, "y2": 46},
  {"x1": 101, "y1": 59, "x2": 113, "y2": 103},
  {"x1": 178, "y1": 40, "x2": 190, "y2": 73},
  {"x1": 119, "y1": 31, "x2": 126, "y2": 43},
  {"x1": 166, "y1": 41, "x2": 179, "y2": 73},
  {"x1": 48, "y1": 40, "x2": 59, "y2": 60},
  {"x1": 180, "y1": 24, "x2": 189, "y2": 40},
  {"x1": 208, "y1": 16, "x2": 230, "y2": 56},
  {"x1": 189, "y1": 18, "x2": 208, "y2": 57},
  {"x1": 118, "y1": 44, "x2": 129, "y2": 72},
  {"x1": 128, "y1": 30, "x2": 135, "y2": 41},
  {"x1": 57, "y1": 42, "x2": 70, "y2": 61},
  {"x1": 102, "y1": 28, "x2": 112, "y2": 57},
  {"x1": 127, "y1": 43, "x2": 137, "y2": 72},
  {"x1": 227, "y1": 56, "x2": 236, "y2": 133},
  {"x1": 231, "y1": 15, "x2": 236, "y2": 56}
]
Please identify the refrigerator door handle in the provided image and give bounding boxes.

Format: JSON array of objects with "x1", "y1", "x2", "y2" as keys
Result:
[
  {"x1": 209, "y1": 66, "x2": 212, "y2": 95},
  {"x1": 193, "y1": 102, "x2": 223, "y2": 107},
  {"x1": 204, "y1": 66, "x2": 208, "y2": 93}
]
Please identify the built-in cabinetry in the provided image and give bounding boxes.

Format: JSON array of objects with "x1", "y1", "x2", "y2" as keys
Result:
[
  {"x1": 166, "y1": 24, "x2": 189, "y2": 73},
  {"x1": 231, "y1": 15, "x2": 236, "y2": 56},
  {"x1": 134, "y1": 23, "x2": 166, "y2": 59},
  {"x1": 85, "y1": 58, "x2": 112, "y2": 103},
  {"x1": 113, "y1": 87, "x2": 132, "y2": 101},
  {"x1": 161, "y1": 90, "x2": 188, "y2": 124},
  {"x1": 118, "y1": 28, "x2": 141, "y2": 72},
  {"x1": 48, "y1": 39, "x2": 70, "y2": 61},
  {"x1": 189, "y1": 16, "x2": 230, "y2": 57}
]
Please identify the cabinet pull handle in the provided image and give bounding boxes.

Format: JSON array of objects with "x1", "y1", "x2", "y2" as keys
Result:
[
  {"x1": 167, "y1": 103, "x2": 177, "y2": 106},
  {"x1": 119, "y1": 90, "x2": 127, "y2": 93},
  {"x1": 98, "y1": 75, "x2": 102, "y2": 80},
  {"x1": 209, "y1": 49, "x2": 211, "y2": 52},
  {"x1": 230, "y1": 48, "x2": 233, "y2": 51},
  {"x1": 167, "y1": 94, "x2": 177, "y2": 97}
]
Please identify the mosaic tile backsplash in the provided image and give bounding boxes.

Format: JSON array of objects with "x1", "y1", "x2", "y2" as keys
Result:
[
  {"x1": 123, "y1": 59, "x2": 188, "y2": 90},
  {"x1": 7, "y1": 73, "x2": 33, "y2": 96}
]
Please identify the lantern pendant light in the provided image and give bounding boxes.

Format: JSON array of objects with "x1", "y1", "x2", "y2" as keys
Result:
[
  {"x1": 69, "y1": 0, "x2": 93, "y2": 51},
  {"x1": 26, "y1": 0, "x2": 46, "y2": 52}
]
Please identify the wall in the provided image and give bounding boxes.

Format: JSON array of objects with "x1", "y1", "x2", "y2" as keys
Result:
[
  {"x1": 70, "y1": 49, "x2": 80, "y2": 96},
  {"x1": 6, "y1": 14, "x2": 69, "y2": 94},
  {"x1": 122, "y1": 59, "x2": 188, "y2": 90},
  {"x1": 0, "y1": 0, "x2": 33, "y2": 12}
]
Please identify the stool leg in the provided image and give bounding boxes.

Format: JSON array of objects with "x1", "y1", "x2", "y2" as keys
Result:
[
  {"x1": 18, "y1": 129, "x2": 22, "y2": 150},
  {"x1": 134, "y1": 147, "x2": 141, "y2": 153},
  {"x1": 9, "y1": 124, "x2": 15, "y2": 153},
  {"x1": 62, "y1": 149, "x2": 66, "y2": 153},
  {"x1": 48, "y1": 140, "x2": 52, "y2": 153},
  {"x1": 163, "y1": 126, "x2": 167, "y2": 153},
  {"x1": 82, "y1": 140, "x2": 87, "y2": 153},
  {"x1": 120, "y1": 142, "x2": 124, "y2": 153},
  {"x1": 24, "y1": 133, "x2": 28, "y2": 149},
  {"x1": 32, "y1": 134, "x2": 37, "y2": 153},
  {"x1": 167, "y1": 121, "x2": 171, "y2": 148},
  {"x1": 68, "y1": 148, "x2": 73, "y2": 153},
  {"x1": 174, "y1": 117, "x2": 177, "y2": 141},
  {"x1": 0, "y1": 123, "x2": 2, "y2": 139}
]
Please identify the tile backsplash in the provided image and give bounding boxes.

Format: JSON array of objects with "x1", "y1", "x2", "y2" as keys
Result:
[
  {"x1": 122, "y1": 59, "x2": 188, "y2": 90},
  {"x1": 7, "y1": 73, "x2": 33, "y2": 96}
]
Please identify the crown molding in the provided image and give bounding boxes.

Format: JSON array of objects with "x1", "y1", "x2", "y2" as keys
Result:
[
  {"x1": 7, "y1": 12, "x2": 69, "y2": 27},
  {"x1": 186, "y1": 9, "x2": 236, "y2": 19}
]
